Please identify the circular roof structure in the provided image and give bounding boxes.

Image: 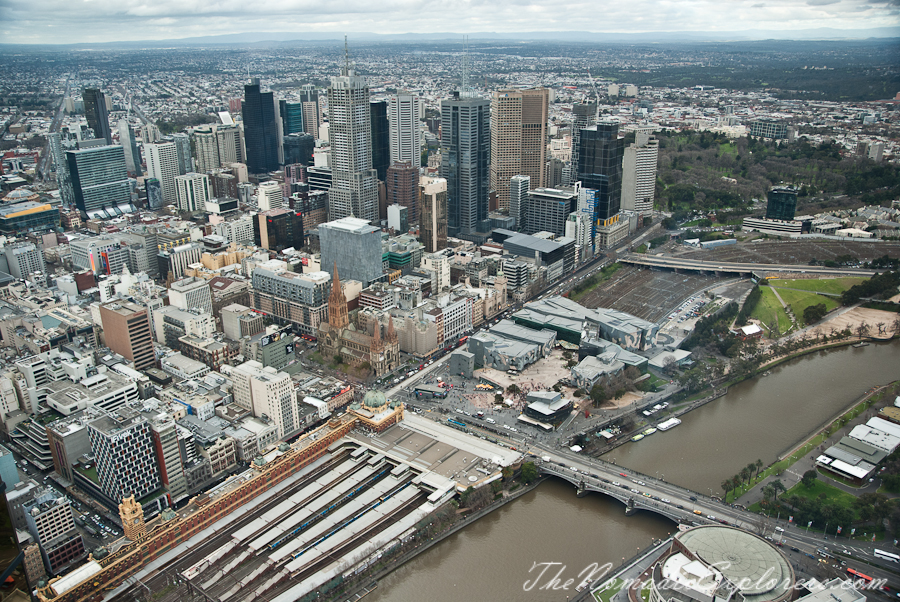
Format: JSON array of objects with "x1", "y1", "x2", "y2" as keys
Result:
[
  {"x1": 362, "y1": 390, "x2": 387, "y2": 410},
  {"x1": 674, "y1": 526, "x2": 794, "y2": 602},
  {"x1": 3, "y1": 187, "x2": 38, "y2": 202}
]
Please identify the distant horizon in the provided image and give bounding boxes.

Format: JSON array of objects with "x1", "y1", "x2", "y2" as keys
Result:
[
  {"x1": 1, "y1": 27, "x2": 898, "y2": 48},
  {"x1": 1, "y1": 0, "x2": 898, "y2": 47}
]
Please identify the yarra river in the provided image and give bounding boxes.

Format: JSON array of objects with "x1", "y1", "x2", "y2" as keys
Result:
[{"x1": 370, "y1": 340, "x2": 900, "y2": 602}]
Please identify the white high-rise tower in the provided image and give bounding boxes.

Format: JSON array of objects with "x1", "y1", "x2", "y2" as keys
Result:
[
  {"x1": 145, "y1": 142, "x2": 179, "y2": 205},
  {"x1": 509, "y1": 175, "x2": 530, "y2": 231},
  {"x1": 327, "y1": 40, "x2": 378, "y2": 222},
  {"x1": 389, "y1": 93, "x2": 422, "y2": 166},
  {"x1": 621, "y1": 130, "x2": 659, "y2": 216}
]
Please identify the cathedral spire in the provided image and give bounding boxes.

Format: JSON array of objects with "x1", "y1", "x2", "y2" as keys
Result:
[
  {"x1": 387, "y1": 314, "x2": 397, "y2": 342},
  {"x1": 328, "y1": 262, "x2": 349, "y2": 329}
]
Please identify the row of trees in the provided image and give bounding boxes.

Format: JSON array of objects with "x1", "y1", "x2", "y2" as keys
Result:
[
  {"x1": 802, "y1": 303, "x2": 828, "y2": 325},
  {"x1": 721, "y1": 459, "x2": 765, "y2": 501},
  {"x1": 736, "y1": 285, "x2": 762, "y2": 327},
  {"x1": 841, "y1": 271, "x2": 900, "y2": 305}
]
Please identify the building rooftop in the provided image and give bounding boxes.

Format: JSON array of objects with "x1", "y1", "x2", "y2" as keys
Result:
[
  {"x1": 87, "y1": 406, "x2": 144, "y2": 436},
  {"x1": 99, "y1": 300, "x2": 145, "y2": 317},
  {"x1": 503, "y1": 232, "x2": 567, "y2": 254},
  {"x1": 160, "y1": 353, "x2": 208, "y2": 375},
  {"x1": 320, "y1": 217, "x2": 379, "y2": 234},
  {"x1": 674, "y1": 526, "x2": 793, "y2": 602}
]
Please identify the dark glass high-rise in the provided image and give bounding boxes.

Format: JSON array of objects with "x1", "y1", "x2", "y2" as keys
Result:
[
  {"x1": 370, "y1": 100, "x2": 390, "y2": 182},
  {"x1": 82, "y1": 88, "x2": 112, "y2": 145},
  {"x1": 576, "y1": 122, "x2": 624, "y2": 222},
  {"x1": 440, "y1": 92, "x2": 490, "y2": 236},
  {"x1": 242, "y1": 78, "x2": 280, "y2": 174}
]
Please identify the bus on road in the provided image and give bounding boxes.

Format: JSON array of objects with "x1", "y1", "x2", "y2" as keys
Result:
[
  {"x1": 415, "y1": 385, "x2": 448, "y2": 399},
  {"x1": 875, "y1": 549, "x2": 900, "y2": 563},
  {"x1": 847, "y1": 568, "x2": 873, "y2": 583},
  {"x1": 447, "y1": 418, "x2": 467, "y2": 431}
]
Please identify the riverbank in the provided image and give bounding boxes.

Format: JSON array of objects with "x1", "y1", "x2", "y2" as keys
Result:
[
  {"x1": 733, "y1": 379, "x2": 900, "y2": 505},
  {"x1": 586, "y1": 335, "x2": 897, "y2": 459},
  {"x1": 329, "y1": 476, "x2": 549, "y2": 602}
]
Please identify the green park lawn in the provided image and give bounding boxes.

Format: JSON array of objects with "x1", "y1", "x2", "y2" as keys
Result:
[
  {"x1": 768, "y1": 277, "x2": 866, "y2": 295},
  {"x1": 776, "y1": 287, "x2": 840, "y2": 318},
  {"x1": 786, "y1": 480, "x2": 858, "y2": 514},
  {"x1": 593, "y1": 579, "x2": 625, "y2": 602},
  {"x1": 750, "y1": 287, "x2": 793, "y2": 335},
  {"x1": 747, "y1": 479, "x2": 857, "y2": 517},
  {"x1": 719, "y1": 142, "x2": 739, "y2": 157}
]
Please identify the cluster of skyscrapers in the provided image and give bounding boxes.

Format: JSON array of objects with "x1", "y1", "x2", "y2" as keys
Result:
[{"x1": 50, "y1": 47, "x2": 660, "y2": 274}]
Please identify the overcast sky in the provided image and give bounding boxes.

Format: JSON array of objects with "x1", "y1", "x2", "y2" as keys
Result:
[{"x1": 1, "y1": 0, "x2": 898, "y2": 45}]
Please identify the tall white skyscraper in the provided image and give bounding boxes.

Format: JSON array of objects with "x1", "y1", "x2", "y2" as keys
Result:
[
  {"x1": 509, "y1": 175, "x2": 530, "y2": 231},
  {"x1": 175, "y1": 173, "x2": 211, "y2": 212},
  {"x1": 621, "y1": 131, "x2": 659, "y2": 216},
  {"x1": 389, "y1": 93, "x2": 422, "y2": 166},
  {"x1": 327, "y1": 54, "x2": 378, "y2": 222},
  {"x1": 257, "y1": 181, "x2": 283, "y2": 210},
  {"x1": 140, "y1": 123, "x2": 161, "y2": 144},
  {"x1": 217, "y1": 125, "x2": 245, "y2": 165},
  {"x1": 145, "y1": 142, "x2": 179, "y2": 205}
]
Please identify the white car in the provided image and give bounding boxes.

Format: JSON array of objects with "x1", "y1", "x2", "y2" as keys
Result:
[{"x1": 502, "y1": 424, "x2": 510, "y2": 430}]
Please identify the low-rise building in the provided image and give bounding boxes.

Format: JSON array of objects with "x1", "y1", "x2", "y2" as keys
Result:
[
  {"x1": 159, "y1": 353, "x2": 210, "y2": 381},
  {"x1": 467, "y1": 320, "x2": 556, "y2": 371}
]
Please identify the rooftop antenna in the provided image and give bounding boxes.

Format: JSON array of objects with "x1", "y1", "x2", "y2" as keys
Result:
[
  {"x1": 343, "y1": 35, "x2": 350, "y2": 76},
  {"x1": 460, "y1": 35, "x2": 470, "y2": 97}
]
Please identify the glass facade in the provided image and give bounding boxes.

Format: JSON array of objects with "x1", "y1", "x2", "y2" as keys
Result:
[
  {"x1": 576, "y1": 122, "x2": 623, "y2": 222},
  {"x1": 82, "y1": 88, "x2": 112, "y2": 145},
  {"x1": 283, "y1": 133, "x2": 315, "y2": 166},
  {"x1": 66, "y1": 145, "x2": 131, "y2": 213},
  {"x1": 370, "y1": 100, "x2": 390, "y2": 182},
  {"x1": 319, "y1": 219, "x2": 383, "y2": 287},
  {"x1": 242, "y1": 79, "x2": 280, "y2": 174},
  {"x1": 440, "y1": 95, "x2": 490, "y2": 236},
  {"x1": 146, "y1": 178, "x2": 163, "y2": 209},
  {"x1": 280, "y1": 100, "x2": 305, "y2": 135},
  {"x1": 765, "y1": 187, "x2": 798, "y2": 221},
  {"x1": 253, "y1": 210, "x2": 305, "y2": 253}
]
